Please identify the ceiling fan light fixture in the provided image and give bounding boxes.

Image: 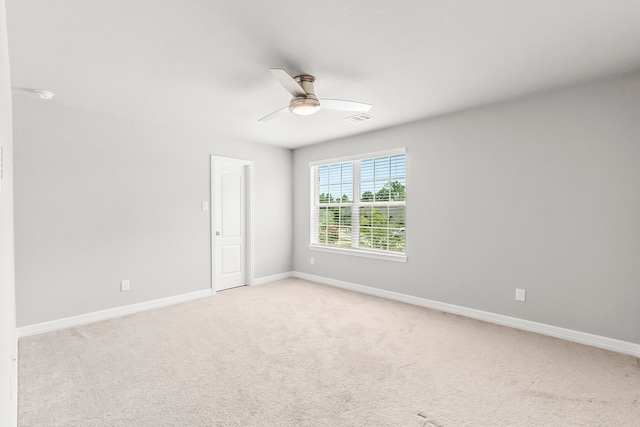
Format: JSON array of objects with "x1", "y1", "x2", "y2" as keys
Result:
[
  {"x1": 289, "y1": 96, "x2": 321, "y2": 116},
  {"x1": 258, "y1": 69, "x2": 372, "y2": 122}
]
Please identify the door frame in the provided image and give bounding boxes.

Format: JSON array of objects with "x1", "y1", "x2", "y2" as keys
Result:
[{"x1": 210, "y1": 155, "x2": 255, "y2": 293}]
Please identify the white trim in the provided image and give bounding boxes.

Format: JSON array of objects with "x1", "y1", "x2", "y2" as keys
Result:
[
  {"x1": 245, "y1": 163, "x2": 255, "y2": 287},
  {"x1": 309, "y1": 244, "x2": 407, "y2": 262},
  {"x1": 17, "y1": 289, "x2": 213, "y2": 338},
  {"x1": 253, "y1": 271, "x2": 294, "y2": 286},
  {"x1": 309, "y1": 147, "x2": 406, "y2": 167},
  {"x1": 292, "y1": 272, "x2": 640, "y2": 358}
]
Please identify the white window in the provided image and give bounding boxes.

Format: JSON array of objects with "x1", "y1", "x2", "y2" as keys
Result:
[{"x1": 309, "y1": 149, "x2": 406, "y2": 262}]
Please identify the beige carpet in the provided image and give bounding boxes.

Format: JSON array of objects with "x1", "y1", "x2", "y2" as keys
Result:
[{"x1": 18, "y1": 278, "x2": 640, "y2": 426}]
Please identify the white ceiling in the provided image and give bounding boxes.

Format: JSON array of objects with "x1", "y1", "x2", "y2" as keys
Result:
[{"x1": 7, "y1": 0, "x2": 640, "y2": 149}]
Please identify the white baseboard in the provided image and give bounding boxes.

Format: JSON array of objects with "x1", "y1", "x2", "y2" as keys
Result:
[
  {"x1": 18, "y1": 272, "x2": 640, "y2": 358},
  {"x1": 17, "y1": 289, "x2": 213, "y2": 338},
  {"x1": 18, "y1": 271, "x2": 298, "y2": 338},
  {"x1": 253, "y1": 271, "x2": 294, "y2": 286},
  {"x1": 292, "y1": 272, "x2": 640, "y2": 358}
]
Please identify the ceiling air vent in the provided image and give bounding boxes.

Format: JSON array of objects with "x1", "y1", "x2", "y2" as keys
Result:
[{"x1": 344, "y1": 113, "x2": 374, "y2": 123}]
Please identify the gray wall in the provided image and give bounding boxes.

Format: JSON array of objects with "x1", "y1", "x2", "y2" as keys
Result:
[
  {"x1": 12, "y1": 64, "x2": 640, "y2": 347},
  {"x1": 14, "y1": 97, "x2": 292, "y2": 327},
  {"x1": 0, "y1": 0, "x2": 17, "y2": 424},
  {"x1": 293, "y1": 72, "x2": 640, "y2": 345}
]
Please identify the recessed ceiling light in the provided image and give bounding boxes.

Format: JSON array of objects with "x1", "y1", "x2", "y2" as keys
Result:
[{"x1": 34, "y1": 89, "x2": 54, "y2": 100}]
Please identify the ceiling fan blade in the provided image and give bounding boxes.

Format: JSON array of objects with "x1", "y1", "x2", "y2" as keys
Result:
[
  {"x1": 319, "y1": 99, "x2": 372, "y2": 112},
  {"x1": 258, "y1": 106, "x2": 289, "y2": 122},
  {"x1": 270, "y1": 68, "x2": 307, "y2": 97}
]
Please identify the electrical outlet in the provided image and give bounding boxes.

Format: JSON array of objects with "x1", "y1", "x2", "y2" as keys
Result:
[
  {"x1": 121, "y1": 280, "x2": 130, "y2": 292},
  {"x1": 310, "y1": 257, "x2": 314, "y2": 265},
  {"x1": 202, "y1": 201, "x2": 209, "y2": 211},
  {"x1": 515, "y1": 288, "x2": 526, "y2": 302}
]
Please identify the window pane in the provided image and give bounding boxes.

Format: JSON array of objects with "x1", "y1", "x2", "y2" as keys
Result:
[
  {"x1": 374, "y1": 180, "x2": 390, "y2": 201},
  {"x1": 319, "y1": 185, "x2": 329, "y2": 203},
  {"x1": 318, "y1": 226, "x2": 327, "y2": 244},
  {"x1": 374, "y1": 157, "x2": 390, "y2": 180},
  {"x1": 319, "y1": 207, "x2": 331, "y2": 226},
  {"x1": 360, "y1": 181, "x2": 374, "y2": 201},
  {"x1": 341, "y1": 163, "x2": 353, "y2": 183},
  {"x1": 329, "y1": 184, "x2": 340, "y2": 203},
  {"x1": 357, "y1": 205, "x2": 405, "y2": 252},
  {"x1": 390, "y1": 179, "x2": 406, "y2": 201},
  {"x1": 339, "y1": 207, "x2": 352, "y2": 226},
  {"x1": 327, "y1": 226, "x2": 339, "y2": 244},
  {"x1": 333, "y1": 206, "x2": 342, "y2": 224},
  {"x1": 389, "y1": 206, "x2": 405, "y2": 228},
  {"x1": 361, "y1": 159, "x2": 374, "y2": 182},
  {"x1": 329, "y1": 164, "x2": 341, "y2": 183},
  {"x1": 341, "y1": 185, "x2": 353, "y2": 203},
  {"x1": 390, "y1": 155, "x2": 405, "y2": 178},
  {"x1": 389, "y1": 229, "x2": 405, "y2": 252},
  {"x1": 318, "y1": 207, "x2": 330, "y2": 245},
  {"x1": 372, "y1": 228, "x2": 389, "y2": 250},
  {"x1": 316, "y1": 206, "x2": 353, "y2": 248},
  {"x1": 359, "y1": 206, "x2": 373, "y2": 228},
  {"x1": 319, "y1": 166, "x2": 329, "y2": 186},
  {"x1": 359, "y1": 226, "x2": 372, "y2": 249},
  {"x1": 338, "y1": 227, "x2": 352, "y2": 247},
  {"x1": 372, "y1": 206, "x2": 389, "y2": 228}
]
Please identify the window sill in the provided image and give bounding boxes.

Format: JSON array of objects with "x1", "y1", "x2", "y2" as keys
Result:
[{"x1": 309, "y1": 244, "x2": 407, "y2": 263}]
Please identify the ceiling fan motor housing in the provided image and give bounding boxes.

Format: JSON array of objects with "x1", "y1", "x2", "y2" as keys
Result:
[{"x1": 289, "y1": 75, "x2": 321, "y2": 115}]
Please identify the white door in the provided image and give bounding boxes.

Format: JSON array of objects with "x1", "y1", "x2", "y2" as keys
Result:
[{"x1": 213, "y1": 157, "x2": 247, "y2": 291}]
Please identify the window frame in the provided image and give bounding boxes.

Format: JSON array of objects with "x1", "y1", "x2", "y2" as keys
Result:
[{"x1": 309, "y1": 148, "x2": 407, "y2": 263}]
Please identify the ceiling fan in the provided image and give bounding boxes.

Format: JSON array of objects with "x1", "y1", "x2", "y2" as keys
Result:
[{"x1": 258, "y1": 68, "x2": 372, "y2": 121}]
